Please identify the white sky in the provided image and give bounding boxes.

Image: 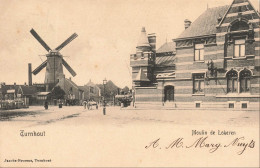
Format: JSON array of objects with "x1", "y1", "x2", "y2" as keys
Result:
[{"x1": 0, "y1": 0, "x2": 259, "y2": 88}]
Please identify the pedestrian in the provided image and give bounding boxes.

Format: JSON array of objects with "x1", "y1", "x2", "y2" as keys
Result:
[
  {"x1": 44, "y1": 101, "x2": 48, "y2": 110},
  {"x1": 83, "y1": 100, "x2": 87, "y2": 109},
  {"x1": 58, "y1": 99, "x2": 63, "y2": 108}
]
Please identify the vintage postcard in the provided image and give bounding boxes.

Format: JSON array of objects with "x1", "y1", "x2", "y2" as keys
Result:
[{"x1": 0, "y1": 0, "x2": 259, "y2": 167}]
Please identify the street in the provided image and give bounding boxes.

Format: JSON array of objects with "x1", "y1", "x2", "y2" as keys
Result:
[
  {"x1": 0, "y1": 105, "x2": 258, "y2": 127},
  {"x1": 0, "y1": 106, "x2": 259, "y2": 167}
]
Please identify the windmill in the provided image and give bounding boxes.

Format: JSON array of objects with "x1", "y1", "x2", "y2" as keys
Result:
[{"x1": 30, "y1": 28, "x2": 78, "y2": 90}]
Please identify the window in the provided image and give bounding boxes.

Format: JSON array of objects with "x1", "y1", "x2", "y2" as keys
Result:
[
  {"x1": 194, "y1": 44, "x2": 204, "y2": 61},
  {"x1": 230, "y1": 21, "x2": 249, "y2": 32},
  {"x1": 240, "y1": 70, "x2": 251, "y2": 93},
  {"x1": 193, "y1": 74, "x2": 205, "y2": 94},
  {"x1": 196, "y1": 103, "x2": 201, "y2": 108},
  {"x1": 229, "y1": 103, "x2": 234, "y2": 108},
  {"x1": 227, "y1": 70, "x2": 238, "y2": 93},
  {"x1": 241, "y1": 103, "x2": 247, "y2": 109},
  {"x1": 234, "y1": 39, "x2": 245, "y2": 58}
]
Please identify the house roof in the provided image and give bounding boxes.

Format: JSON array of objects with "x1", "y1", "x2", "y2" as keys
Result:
[
  {"x1": 0, "y1": 85, "x2": 37, "y2": 95},
  {"x1": 156, "y1": 55, "x2": 176, "y2": 67},
  {"x1": 177, "y1": 5, "x2": 229, "y2": 39},
  {"x1": 65, "y1": 78, "x2": 80, "y2": 90},
  {"x1": 156, "y1": 42, "x2": 176, "y2": 53},
  {"x1": 19, "y1": 86, "x2": 37, "y2": 95}
]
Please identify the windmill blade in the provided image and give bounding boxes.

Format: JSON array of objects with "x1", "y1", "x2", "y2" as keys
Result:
[
  {"x1": 62, "y1": 58, "x2": 77, "y2": 77},
  {"x1": 55, "y1": 33, "x2": 78, "y2": 51},
  {"x1": 32, "y1": 60, "x2": 47, "y2": 75},
  {"x1": 30, "y1": 29, "x2": 52, "y2": 52}
]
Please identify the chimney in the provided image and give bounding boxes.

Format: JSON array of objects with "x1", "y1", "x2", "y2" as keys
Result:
[
  {"x1": 28, "y1": 63, "x2": 32, "y2": 86},
  {"x1": 148, "y1": 33, "x2": 156, "y2": 53},
  {"x1": 217, "y1": 16, "x2": 222, "y2": 23},
  {"x1": 184, "y1": 19, "x2": 192, "y2": 29}
]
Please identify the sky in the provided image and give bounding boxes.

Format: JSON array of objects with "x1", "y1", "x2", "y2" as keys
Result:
[{"x1": 0, "y1": 0, "x2": 259, "y2": 88}]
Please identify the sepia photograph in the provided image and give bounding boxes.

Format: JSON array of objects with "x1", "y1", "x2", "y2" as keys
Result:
[{"x1": 0, "y1": 0, "x2": 259, "y2": 167}]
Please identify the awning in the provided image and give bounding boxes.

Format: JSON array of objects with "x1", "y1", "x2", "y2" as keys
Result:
[
  {"x1": 37, "y1": 92, "x2": 50, "y2": 96},
  {"x1": 7, "y1": 89, "x2": 15, "y2": 93}
]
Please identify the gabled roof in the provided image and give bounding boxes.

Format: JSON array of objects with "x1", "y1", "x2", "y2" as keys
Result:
[
  {"x1": 156, "y1": 42, "x2": 176, "y2": 53},
  {"x1": 218, "y1": 0, "x2": 260, "y2": 27},
  {"x1": 177, "y1": 5, "x2": 229, "y2": 39},
  {"x1": 64, "y1": 78, "x2": 82, "y2": 91},
  {"x1": 134, "y1": 69, "x2": 149, "y2": 82}
]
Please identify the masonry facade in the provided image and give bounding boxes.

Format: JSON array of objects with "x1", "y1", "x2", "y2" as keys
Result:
[{"x1": 130, "y1": 0, "x2": 260, "y2": 110}]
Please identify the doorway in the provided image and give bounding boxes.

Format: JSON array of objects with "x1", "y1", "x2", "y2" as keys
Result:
[{"x1": 164, "y1": 85, "x2": 174, "y2": 102}]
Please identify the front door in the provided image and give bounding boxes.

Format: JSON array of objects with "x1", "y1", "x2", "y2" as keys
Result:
[{"x1": 164, "y1": 86, "x2": 174, "y2": 102}]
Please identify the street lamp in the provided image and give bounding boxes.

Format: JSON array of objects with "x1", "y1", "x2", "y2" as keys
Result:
[{"x1": 103, "y1": 78, "x2": 107, "y2": 115}]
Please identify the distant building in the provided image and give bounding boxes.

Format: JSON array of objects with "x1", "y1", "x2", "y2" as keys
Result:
[
  {"x1": 79, "y1": 80, "x2": 101, "y2": 102},
  {"x1": 55, "y1": 76, "x2": 84, "y2": 104},
  {"x1": 0, "y1": 76, "x2": 85, "y2": 106},
  {"x1": 131, "y1": 0, "x2": 260, "y2": 110},
  {"x1": 0, "y1": 83, "x2": 36, "y2": 105}
]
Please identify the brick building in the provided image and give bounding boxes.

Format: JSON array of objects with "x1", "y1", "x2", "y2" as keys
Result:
[{"x1": 131, "y1": 0, "x2": 260, "y2": 110}]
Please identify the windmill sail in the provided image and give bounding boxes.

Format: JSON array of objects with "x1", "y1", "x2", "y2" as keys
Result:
[
  {"x1": 30, "y1": 29, "x2": 52, "y2": 52},
  {"x1": 62, "y1": 59, "x2": 77, "y2": 77},
  {"x1": 55, "y1": 33, "x2": 78, "y2": 51},
  {"x1": 32, "y1": 60, "x2": 47, "y2": 75}
]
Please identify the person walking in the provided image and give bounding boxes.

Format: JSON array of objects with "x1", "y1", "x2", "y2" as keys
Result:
[
  {"x1": 83, "y1": 100, "x2": 87, "y2": 109},
  {"x1": 44, "y1": 101, "x2": 48, "y2": 110},
  {"x1": 58, "y1": 99, "x2": 63, "y2": 108}
]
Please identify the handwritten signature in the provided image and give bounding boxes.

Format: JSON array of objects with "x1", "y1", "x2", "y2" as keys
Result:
[{"x1": 145, "y1": 136, "x2": 255, "y2": 155}]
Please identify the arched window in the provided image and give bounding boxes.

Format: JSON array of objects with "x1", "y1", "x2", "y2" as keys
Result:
[
  {"x1": 227, "y1": 70, "x2": 238, "y2": 93},
  {"x1": 240, "y1": 69, "x2": 251, "y2": 93},
  {"x1": 230, "y1": 21, "x2": 249, "y2": 32}
]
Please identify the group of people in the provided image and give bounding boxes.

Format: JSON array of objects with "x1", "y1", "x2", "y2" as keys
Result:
[
  {"x1": 43, "y1": 99, "x2": 98, "y2": 110},
  {"x1": 44, "y1": 99, "x2": 63, "y2": 110}
]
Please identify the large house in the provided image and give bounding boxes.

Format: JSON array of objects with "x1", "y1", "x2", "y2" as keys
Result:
[{"x1": 130, "y1": 0, "x2": 260, "y2": 110}]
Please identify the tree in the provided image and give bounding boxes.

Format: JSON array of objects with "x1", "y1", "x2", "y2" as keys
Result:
[
  {"x1": 51, "y1": 86, "x2": 65, "y2": 99},
  {"x1": 97, "y1": 80, "x2": 120, "y2": 101},
  {"x1": 122, "y1": 86, "x2": 130, "y2": 94}
]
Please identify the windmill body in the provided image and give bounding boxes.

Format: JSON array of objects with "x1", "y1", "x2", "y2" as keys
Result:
[
  {"x1": 30, "y1": 29, "x2": 77, "y2": 91},
  {"x1": 45, "y1": 51, "x2": 64, "y2": 84}
]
